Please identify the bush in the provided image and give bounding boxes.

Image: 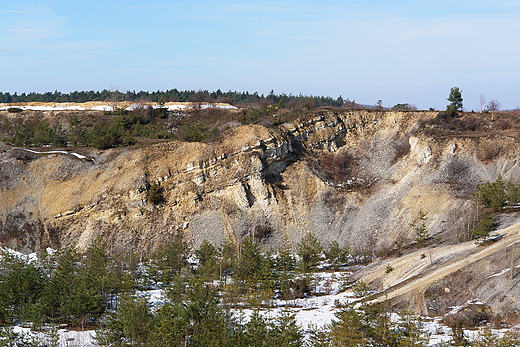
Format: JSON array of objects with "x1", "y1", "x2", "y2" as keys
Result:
[
  {"x1": 178, "y1": 121, "x2": 211, "y2": 142},
  {"x1": 352, "y1": 281, "x2": 371, "y2": 298},
  {"x1": 239, "y1": 105, "x2": 277, "y2": 124},
  {"x1": 147, "y1": 183, "x2": 165, "y2": 205}
]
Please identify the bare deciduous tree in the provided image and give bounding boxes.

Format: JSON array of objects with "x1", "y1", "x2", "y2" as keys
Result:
[
  {"x1": 108, "y1": 86, "x2": 125, "y2": 114},
  {"x1": 486, "y1": 99, "x2": 501, "y2": 121},
  {"x1": 479, "y1": 94, "x2": 486, "y2": 114}
]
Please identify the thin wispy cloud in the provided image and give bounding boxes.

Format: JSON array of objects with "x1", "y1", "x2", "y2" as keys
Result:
[
  {"x1": 1, "y1": 5, "x2": 68, "y2": 43},
  {"x1": 1, "y1": 0, "x2": 519, "y2": 109}
]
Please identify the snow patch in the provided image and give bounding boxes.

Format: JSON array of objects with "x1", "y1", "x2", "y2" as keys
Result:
[
  {"x1": 0, "y1": 248, "x2": 38, "y2": 263},
  {"x1": 1, "y1": 103, "x2": 237, "y2": 112},
  {"x1": 9, "y1": 147, "x2": 90, "y2": 160},
  {"x1": 12, "y1": 326, "x2": 96, "y2": 347}
]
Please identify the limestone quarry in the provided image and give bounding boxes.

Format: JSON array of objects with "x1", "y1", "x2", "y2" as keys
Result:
[{"x1": 1, "y1": 107, "x2": 520, "y2": 320}]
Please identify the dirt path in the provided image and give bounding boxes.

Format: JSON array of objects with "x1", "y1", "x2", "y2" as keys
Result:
[{"x1": 368, "y1": 221, "x2": 520, "y2": 311}]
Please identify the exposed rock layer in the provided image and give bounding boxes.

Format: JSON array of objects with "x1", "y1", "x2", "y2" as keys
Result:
[{"x1": 1, "y1": 109, "x2": 519, "y2": 255}]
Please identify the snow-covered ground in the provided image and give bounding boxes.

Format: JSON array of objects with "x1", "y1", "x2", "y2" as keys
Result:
[
  {"x1": 6, "y1": 290, "x2": 505, "y2": 347},
  {"x1": 0, "y1": 248, "x2": 39, "y2": 263},
  {"x1": 11, "y1": 326, "x2": 96, "y2": 347},
  {"x1": 237, "y1": 272, "x2": 350, "y2": 330},
  {"x1": 0, "y1": 102, "x2": 237, "y2": 112}
]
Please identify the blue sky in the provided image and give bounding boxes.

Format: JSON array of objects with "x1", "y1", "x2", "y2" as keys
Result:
[{"x1": 1, "y1": 0, "x2": 519, "y2": 110}]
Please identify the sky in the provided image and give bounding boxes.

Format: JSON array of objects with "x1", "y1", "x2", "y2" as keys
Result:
[{"x1": 1, "y1": 0, "x2": 519, "y2": 110}]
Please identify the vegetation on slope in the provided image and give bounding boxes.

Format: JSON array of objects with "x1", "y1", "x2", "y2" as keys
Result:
[
  {"x1": 470, "y1": 176, "x2": 520, "y2": 239},
  {"x1": 1, "y1": 100, "x2": 331, "y2": 149},
  {"x1": 420, "y1": 110, "x2": 520, "y2": 139}
]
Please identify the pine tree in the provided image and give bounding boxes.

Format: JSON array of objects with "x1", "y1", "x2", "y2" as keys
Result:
[
  {"x1": 235, "y1": 236, "x2": 263, "y2": 283},
  {"x1": 270, "y1": 309, "x2": 303, "y2": 347},
  {"x1": 67, "y1": 243, "x2": 113, "y2": 329},
  {"x1": 195, "y1": 239, "x2": 219, "y2": 280},
  {"x1": 39, "y1": 248, "x2": 79, "y2": 323},
  {"x1": 0, "y1": 253, "x2": 45, "y2": 324},
  {"x1": 472, "y1": 213, "x2": 496, "y2": 239},
  {"x1": 149, "y1": 300, "x2": 190, "y2": 347},
  {"x1": 275, "y1": 234, "x2": 297, "y2": 300},
  {"x1": 447, "y1": 87, "x2": 463, "y2": 116},
  {"x1": 307, "y1": 324, "x2": 333, "y2": 347},
  {"x1": 219, "y1": 238, "x2": 236, "y2": 283},
  {"x1": 415, "y1": 210, "x2": 431, "y2": 247},
  {"x1": 243, "y1": 310, "x2": 270, "y2": 347},
  {"x1": 184, "y1": 280, "x2": 233, "y2": 347},
  {"x1": 276, "y1": 234, "x2": 295, "y2": 272},
  {"x1": 475, "y1": 175, "x2": 507, "y2": 211},
  {"x1": 449, "y1": 323, "x2": 470, "y2": 346},
  {"x1": 325, "y1": 241, "x2": 351, "y2": 269},
  {"x1": 329, "y1": 302, "x2": 368, "y2": 346},
  {"x1": 296, "y1": 232, "x2": 323, "y2": 273},
  {"x1": 99, "y1": 294, "x2": 154, "y2": 346},
  {"x1": 153, "y1": 230, "x2": 189, "y2": 283}
]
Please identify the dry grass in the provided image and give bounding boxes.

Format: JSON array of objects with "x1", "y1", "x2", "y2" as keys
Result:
[{"x1": 420, "y1": 111, "x2": 520, "y2": 138}]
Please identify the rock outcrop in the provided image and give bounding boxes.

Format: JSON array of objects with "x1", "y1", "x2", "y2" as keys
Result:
[{"x1": 1, "y1": 109, "x2": 519, "y2": 259}]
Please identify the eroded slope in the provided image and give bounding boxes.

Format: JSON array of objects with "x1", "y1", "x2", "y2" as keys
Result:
[{"x1": 0, "y1": 110, "x2": 519, "y2": 260}]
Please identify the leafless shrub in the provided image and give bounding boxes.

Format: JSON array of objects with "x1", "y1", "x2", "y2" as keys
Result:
[
  {"x1": 441, "y1": 304, "x2": 493, "y2": 328},
  {"x1": 322, "y1": 152, "x2": 358, "y2": 183},
  {"x1": 421, "y1": 113, "x2": 485, "y2": 135},
  {"x1": 351, "y1": 236, "x2": 378, "y2": 264},
  {"x1": 491, "y1": 311, "x2": 520, "y2": 327},
  {"x1": 254, "y1": 225, "x2": 273, "y2": 241},
  {"x1": 306, "y1": 151, "x2": 375, "y2": 190},
  {"x1": 307, "y1": 152, "x2": 358, "y2": 188},
  {"x1": 477, "y1": 142, "x2": 502, "y2": 163},
  {"x1": 443, "y1": 159, "x2": 470, "y2": 184}
]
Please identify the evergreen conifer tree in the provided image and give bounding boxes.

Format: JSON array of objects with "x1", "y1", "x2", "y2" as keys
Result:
[
  {"x1": 447, "y1": 87, "x2": 463, "y2": 116},
  {"x1": 296, "y1": 232, "x2": 323, "y2": 273},
  {"x1": 195, "y1": 239, "x2": 219, "y2": 280}
]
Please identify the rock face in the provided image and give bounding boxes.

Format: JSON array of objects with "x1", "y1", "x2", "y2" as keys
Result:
[{"x1": 1, "y1": 109, "x2": 519, "y2": 257}]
